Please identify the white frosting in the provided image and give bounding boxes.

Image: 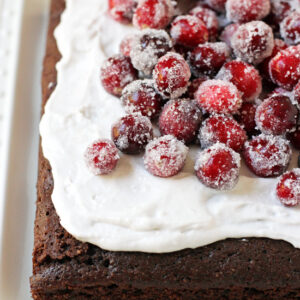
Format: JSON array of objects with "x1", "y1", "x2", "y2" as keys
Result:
[{"x1": 40, "y1": 0, "x2": 300, "y2": 253}]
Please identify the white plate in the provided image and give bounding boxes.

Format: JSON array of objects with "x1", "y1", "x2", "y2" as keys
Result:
[{"x1": 0, "y1": 0, "x2": 50, "y2": 299}]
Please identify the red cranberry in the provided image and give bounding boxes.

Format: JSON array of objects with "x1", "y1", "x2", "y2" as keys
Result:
[
  {"x1": 206, "y1": 0, "x2": 227, "y2": 12},
  {"x1": 269, "y1": 45, "x2": 300, "y2": 90},
  {"x1": 232, "y1": 21, "x2": 274, "y2": 65},
  {"x1": 159, "y1": 99, "x2": 202, "y2": 144},
  {"x1": 199, "y1": 114, "x2": 247, "y2": 152},
  {"x1": 217, "y1": 60, "x2": 262, "y2": 102},
  {"x1": 196, "y1": 79, "x2": 242, "y2": 114},
  {"x1": 235, "y1": 102, "x2": 258, "y2": 136},
  {"x1": 130, "y1": 29, "x2": 172, "y2": 75},
  {"x1": 120, "y1": 34, "x2": 135, "y2": 57},
  {"x1": 186, "y1": 76, "x2": 209, "y2": 99},
  {"x1": 111, "y1": 114, "x2": 153, "y2": 154},
  {"x1": 189, "y1": 6, "x2": 219, "y2": 41},
  {"x1": 108, "y1": 0, "x2": 137, "y2": 24},
  {"x1": 133, "y1": 0, "x2": 174, "y2": 29},
  {"x1": 170, "y1": 15, "x2": 209, "y2": 48},
  {"x1": 153, "y1": 52, "x2": 191, "y2": 99},
  {"x1": 84, "y1": 139, "x2": 119, "y2": 175},
  {"x1": 188, "y1": 42, "x2": 230, "y2": 77},
  {"x1": 280, "y1": 11, "x2": 300, "y2": 45},
  {"x1": 255, "y1": 94, "x2": 298, "y2": 135},
  {"x1": 144, "y1": 135, "x2": 188, "y2": 177},
  {"x1": 121, "y1": 80, "x2": 162, "y2": 119},
  {"x1": 294, "y1": 81, "x2": 300, "y2": 107},
  {"x1": 226, "y1": 0, "x2": 271, "y2": 23},
  {"x1": 195, "y1": 143, "x2": 241, "y2": 191},
  {"x1": 243, "y1": 134, "x2": 292, "y2": 177},
  {"x1": 276, "y1": 169, "x2": 300, "y2": 207},
  {"x1": 270, "y1": 0, "x2": 296, "y2": 23},
  {"x1": 220, "y1": 23, "x2": 239, "y2": 48},
  {"x1": 287, "y1": 126, "x2": 300, "y2": 150},
  {"x1": 101, "y1": 54, "x2": 137, "y2": 97}
]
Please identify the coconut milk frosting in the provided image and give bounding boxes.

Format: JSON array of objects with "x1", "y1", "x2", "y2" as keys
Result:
[{"x1": 40, "y1": 0, "x2": 300, "y2": 253}]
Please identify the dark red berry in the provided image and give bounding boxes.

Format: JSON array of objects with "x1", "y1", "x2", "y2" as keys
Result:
[
  {"x1": 108, "y1": 0, "x2": 137, "y2": 24},
  {"x1": 294, "y1": 81, "x2": 300, "y2": 107},
  {"x1": 255, "y1": 94, "x2": 298, "y2": 135},
  {"x1": 243, "y1": 134, "x2": 292, "y2": 177},
  {"x1": 276, "y1": 169, "x2": 300, "y2": 207},
  {"x1": 188, "y1": 42, "x2": 230, "y2": 77},
  {"x1": 186, "y1": 76, "x2": 209, "y2": 99},
  {"x1": 217, "y1": 60, "x2": 262, "y2": 102},
  {"x1": 206, "y1": 0, "x2": 227, "y2": 12},
  {"x1": 133, "y1": 0, "x2": 174, "y2": 29},
  {"x1": 232, "y1": 21, "x2": 274, "y2": 65},
  {"x1": 144, "y1": 135, "x2": 188, "y2": 177},
  {"x1": 195, "y1": 143, "x2": 241, "y2": 190},
  {"x1": 269, "y1": 45, "x2": 300, "y2": 90},
  {"x1": 287, "y1": 126, "x2": 300, "y2": 150},
  {"x1": 220, "y1": 23, "x2": 239, "y2": 48},
  {"x1": 153, "y1": 52, "x2": 191, "y2": 99},
  {"x1": 235, "y1": 102, "x2": 258, "y2": 136},
  {"x1": 170, "y1": 15, "x2": 209, "y2": 48},
  {"x1": 111, "y1": 114, "x2": 153, "y2": 154},
  {"x1": 101, "y1": 54, "x2": 137, "y2": 97},
  {"x1": 280, "y1": 11, "x2": 300, "y2": 45},
  {"x1": 196, "y1": 79, "x2": 242, "y2": 114},
  {"x1": 159, "y1": 99, "x2": 202, "y2": 144},
  {"x1": 120, "y1": 34, "x2": 135, "y2": 57},
  {"x1": 84, "y1": 139, "x2": 119, "y2": 175}
]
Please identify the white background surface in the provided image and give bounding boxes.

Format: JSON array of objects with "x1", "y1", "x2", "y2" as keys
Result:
[{"x1": 0, "y1": 0, "x2": 50, "y2": 299}]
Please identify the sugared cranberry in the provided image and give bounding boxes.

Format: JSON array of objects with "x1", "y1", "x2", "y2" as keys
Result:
[
  {"x1": 159, "y1": 99, "x2": 202, "y2": 144},
  {"x1": 130, "y1": 29, "x2": 172, "y2": 75},
  {"x1": 84, "y1": 139, "x2": 120, "y2": 175},
  {"x1": 111, "y1": 114, "x2": 153, "y2": 154},
  {"x1": 195, "y1": 143, "x2": 241, "y2": 190},
  {"x1": 287, "y1": 126, "x2": 300, "y2": 150},
  {"x1": 121, "y1": 79, "x2": 162, "y2": 119},
  {"x1": 144, "y1": 135, "x2": 188, "y2": 177},
  {"x1": 189, "y1": 6, "x2": 219, "y2": 41},
  {"x1": 226, "y1": 0, "x2": 271, "y2": 23},
  {"x1": 170, "y1": 15, "x2": 209, "y2": 48},
  {"x1": 217, "y1": 60, "x2": 262, "y2": 102},
  {"x1": 280, "y1": 11, "x2": 300, "y2": 45},
  {"x1": 101, "y1": 54, "x2": 137, "y2": 97},
  {"x1": 108, "y1": 0, "x2": 137, "y2": 24},
  {"x1": 133, "y1": 0, "x2": 174, "y2": 29},
  {"x1": 220, "y1": 23, "x2": 239, "y2": 48},
  {"x1": 188, "y1": 42, "x2": 230, "y2": 77},
  {"x1": 153, "y1": 52, "x2": 191, "y2": 99},
  {"x1": 276, "y1": 169, "x2": 300, "y2": 207},
  {"x1": 120, "y1": 34, "x2": 135, "y2": 57},
  {"x1": 270, "y1": 0, "x2": 297, "y2": 23},
  {"x1": 294, "y1": 81, "x2": 300, "y2": 107},
  {"x1": 186, "y1": 76, "x2": 209, "y2": 99},
  {"x1": 232, "y1": 21, "x2": 274, "y2": 65},
  {"x1": 199, "y1": 114, "x2": 247, "y2": 152},
  {"x1": 196, "y1": 79, "x2": 242, "y2": 114},
  {"x1": 269, "y1": 45, "x2": 300, "y2": 90},
  {"x1": 206, "y1": 0, "x2": 227, "y2": 12},
  {"x1": 243, "y1": 134, "x2": 292, "y2": 177},
  {"x1": 235, "y1": 102, "x2": 258, "y2": 136},
  {"x1": 255, "y1": 94, "x2": 298, "y2": 135}
]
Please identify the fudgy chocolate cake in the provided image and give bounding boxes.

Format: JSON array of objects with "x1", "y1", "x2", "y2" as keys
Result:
[{"x1": 30, "y1": 0, "x2": 300, "y2": 299}]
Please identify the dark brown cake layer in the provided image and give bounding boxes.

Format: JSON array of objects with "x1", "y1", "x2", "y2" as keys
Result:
[{"x1": 31, "y1": 0, "x2": 300, "y2": 299}]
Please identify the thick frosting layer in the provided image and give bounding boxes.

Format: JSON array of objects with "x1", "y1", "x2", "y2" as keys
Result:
[{"x1": 40, "y1": 0, "x2": 300, "y2": 253}]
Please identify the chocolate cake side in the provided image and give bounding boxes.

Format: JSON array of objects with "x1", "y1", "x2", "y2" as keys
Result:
[{"x1": 30, "y1": 0, "x2": 300, "y2": 299}]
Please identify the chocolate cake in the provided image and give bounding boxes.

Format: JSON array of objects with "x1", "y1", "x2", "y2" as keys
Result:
[{"x1": 30, "y1": 0, "x2": 300, "y2": 298}]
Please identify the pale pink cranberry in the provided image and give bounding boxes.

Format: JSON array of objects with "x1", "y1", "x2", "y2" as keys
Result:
[
  {"x1": 280, "y1": 11, "x2": 300, "y2": 45},
  {"x1": 270, "y1": 0, "x2": 298, "y2": 23},
  {"x1": 108, "y1": 0, "x2": 137, "y2": 24},
  {"x1": 220, "y1": 23, "x2": 239, "y2": 48},
  {"x1": 120, "y1": 34, "x2": 135, "y2": 57}
]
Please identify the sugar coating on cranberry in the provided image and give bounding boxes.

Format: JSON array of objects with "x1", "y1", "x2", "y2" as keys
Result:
[
  {"x1": 188, "y1": 42, "x2": 230, "y2": 77},
  {"x1": 206, "y1": 0, "x2": 227, "y2": 12},
  {"x1": 195, "y1": 143, "x2": 241, "y2": 191},
  {"x1": 276, "y1": 169, "x2": 300, "y2": 207},
  {"x1": 84, "y1": 139, "x2": 120, "y2": 175},
  {"x1": 144, "y1": 135, "x2": 188, "y2": 177},
  {"x1": 101, "y1": 54, "x2": 137, "y2": 97},
  {"x1": 220, "y1": 24, "x2": 240, "y2": 48},
  {"x1": 189, "y1": 6, "x2": 219, "y2": 41},
  {"x1": 133, "y1": 0, "x2": 174, "y2": 29},
  {"x1": 287, "y1": 126, "x2": 300, "y2": 150},
  {"x1": 269, "y1": 45, "x2": 300, "y2": 90},
  {"x1": 226, "y1": 0, "x2": 271, "y2": 23},
  {"x1": 232, "y1": 21, "x2": 274, "y2": 65},
  {"x1": 112, "y1": 114, "x2": 153, "y2": 154},
  {"x1": 120, "y1": 34, "x2": 135, "y2": 57},
  {"x1": 153, "y1": 52, "x2": 191, "y2": 99},
  {"x1": 217, "y1": 60, "x2": 262, "y2": 102},
  {"x1": 255, "y1": 94, "x2": 298, "y2": 136},
  {"x1": 199, "y1": 114, "x2": 247, "y2": 152},
  {"x1": 159, "y1": 99, "x2": 202, "y2": 144},
  {"x1": 186, "y1": 76, "x2": 209, "y2": 99},
  {"x1": 108, "y1": 0, "x2": 137, "y2": 24},
  {"x1": 170, "y1": 15, "x2": 209, "y2": 48},
  {"x1": 280, "y1": 11, "x2": 300, "y2": 45},
  {"x1": 130, "y1": 29, "x2": 172, "y2": 75},
  {"x1": 235, "y1": 102, "x2": 258, "y2": 136},
  {"x1": 196, "y1": 79, "x2": 242, "y2": 114},
  {"x1": 243, "y1": 134, "x2": 292, "y2": 177},
  {"x1": 270, "y1": 0, "x2": 299, "y2": 23},
  {"x1": 294, "y1": 81, "x2": 300, "y2": 108},
  {"x1": 121, "y1": 79, "x2": 162, "y2": 119}
]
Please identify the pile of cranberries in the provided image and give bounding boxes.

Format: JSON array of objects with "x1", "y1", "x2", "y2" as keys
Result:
[{"x1": 86, "y1": 0, "x2": 300, "y2": 206}]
